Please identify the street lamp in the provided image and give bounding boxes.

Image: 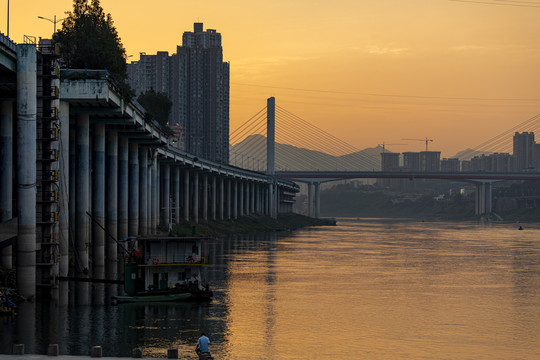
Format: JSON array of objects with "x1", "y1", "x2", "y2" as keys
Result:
[{"x1": 37, "y1": 15, "x2": 65, "y2": 34}]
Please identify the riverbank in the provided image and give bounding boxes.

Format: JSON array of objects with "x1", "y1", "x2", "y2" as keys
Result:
[{"x1": 169, "y1": 212, "x2": 336, "y2": 237}]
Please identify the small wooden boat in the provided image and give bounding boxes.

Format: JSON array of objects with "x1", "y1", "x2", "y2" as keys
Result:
[{"x1": 112, "y1": 292, "x2": 191, "y2": 304}]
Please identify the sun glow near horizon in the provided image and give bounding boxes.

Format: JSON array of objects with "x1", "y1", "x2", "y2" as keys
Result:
[{"x1": 8, "y1": 0, "x2": 540, "y2": 157}]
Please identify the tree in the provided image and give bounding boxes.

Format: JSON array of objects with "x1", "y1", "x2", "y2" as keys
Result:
[
  {"x1": 54, "y1": 0, "x2": 128, "y2": 81},
  {"x1": 137, "y1": 89, "x2": 173, "y2": 128}
]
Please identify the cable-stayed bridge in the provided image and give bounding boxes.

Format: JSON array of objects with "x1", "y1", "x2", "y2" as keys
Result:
[
  {"x1": 231, "y1": 102, "x2": 540, "y2": 172},
  {"x1": 230, "y1": 104, "x2": 380, "y2": 172},
  {"x1": 230, "y1": 98, "x2": 540, "y2": 217}
]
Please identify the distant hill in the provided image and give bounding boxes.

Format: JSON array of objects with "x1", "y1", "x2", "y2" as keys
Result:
[{"x1": 230, "y1": 134, "x2": 382, "y2": 171}]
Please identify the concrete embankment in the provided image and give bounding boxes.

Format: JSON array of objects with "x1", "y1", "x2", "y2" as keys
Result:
[{"x1": 170, "y1": 212, "x2": 336, "y2": 237}]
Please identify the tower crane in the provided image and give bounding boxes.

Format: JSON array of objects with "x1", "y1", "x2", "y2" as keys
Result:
[
  {"x1": 402, "y1": 138, "x2": 433, "y2": 152},
  {"x1": 378, "y1": 142, "x2": 407, "y2": 153}
]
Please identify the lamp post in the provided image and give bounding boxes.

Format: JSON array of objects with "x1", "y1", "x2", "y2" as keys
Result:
[{"x1": 37, "y1": 15, "x2": 65, "y2": 34}]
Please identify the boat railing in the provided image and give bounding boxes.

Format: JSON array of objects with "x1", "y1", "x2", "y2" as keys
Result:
[{"x1": 144, "y1": 254, "x2": 210, "y2": 265}]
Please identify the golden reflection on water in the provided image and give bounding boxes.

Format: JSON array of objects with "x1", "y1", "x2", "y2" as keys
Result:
[{"x1": 219, "y1": 220, "x2": 540, "y2": 360}]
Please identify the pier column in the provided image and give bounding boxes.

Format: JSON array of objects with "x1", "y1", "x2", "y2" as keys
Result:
[
  {"x1": 269, "y1": 182, "x2": 277, "y2": 219},
  {"x1": 105, "y1": 131, "x2": 118, "y2": 283},
  {"x1": 244, "y1": 182, "x2": 249, "y2": 215},
  {"x1": 139, "y1": 147, "x2": 148, "y2": 235},
  {"x1": 475, "y1": 182, "x2": 484, "y2": 215},
  {"x1": 173, "y1": 167, "x2": 180, "y2": 224},
  {"x1": 58, "y1": 101, "x2": 69, "y2": 277},
  {"x1": 75, "y1": 113, "x2": 90, "y2": 303},
  {"x1": 219, "y1": 177, "x2": 224, "y2": 220},
  {"x1": 239, "y1": 181, "x2": 244, "y2": 217},
  {"x1": 307, "y1": 182, "x2": 314, "y2": 217},
  {"x1": 16, "y1": 45, "x2": 37, "y2": 298},
  {"x1": 203, "y1": 174, "x2": 208, "y2": 221},
  {"x1": 211, "y1": 175, "x2": 217, "y2": 220},
  {"x1": 0, "y1": 100, "x2": 13, "y2": 269},
  {"x1": 69, "y1": 127, "x2": 75, "y2": 254},
  {"x1": 128, "y1": 143, "x2": 139, "y2": 237},
  {"x1": 193, "y1": 171, "x2": 199, "y2": 224},
  {"x1": 226, "y1": 178, "x2": 232, "y2": 219},
  {"x1": 161, "y1": 164, "x2": 170, "y2": 229},
  {"x1": 118, "y1": 137, "x2": 129, "y2": 278},
  {"x1": 233, "y1": 180, "x2": 238, "y2": 219},
  {"x1": 485, "y1": 182, "x2": 493, "y2": 214},
  {"x1": 249, "y1": 182, "x2": 254, "y2": 214},
  {"x1": 147, "y1": 156, "x2": 153, "y2": 233},
  {"x1": 315, "y1": 182, "x2": 321, "y2": 218},
  {"x1": 183, "y1": 169, "x2": 190, "y2": 221},
  {"x1": 151, "y1": 155, "x2": 158, "y2": 233},
  {"x1": 92, "y1": 123, "x2": 106, "y2": 284}
]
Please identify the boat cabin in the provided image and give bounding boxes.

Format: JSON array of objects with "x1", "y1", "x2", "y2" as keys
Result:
[{"x1": 125, "y1": 236, "x2": 211, "y2": 295}]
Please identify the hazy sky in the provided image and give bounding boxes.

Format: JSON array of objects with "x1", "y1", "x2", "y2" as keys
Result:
[{"x1": 7, "y1": 0, "x2": 540, "y2": 157}]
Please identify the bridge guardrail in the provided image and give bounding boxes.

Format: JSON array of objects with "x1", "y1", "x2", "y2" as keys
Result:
[{"x1": 0, "y1": 32, "x2": 17, "y2": 53}]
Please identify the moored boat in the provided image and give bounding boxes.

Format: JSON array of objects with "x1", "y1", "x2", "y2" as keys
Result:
[
  {"x1": 112, "y1": 292, "x2": 192, "y2": 304},
  {"x1": 115, "y1": 236, "x2": 214, "y2": 304}
]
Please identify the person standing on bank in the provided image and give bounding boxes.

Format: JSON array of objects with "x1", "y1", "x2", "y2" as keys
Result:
[{"x1": 195, "y1": 332, "x2": 210, "y2": 356}]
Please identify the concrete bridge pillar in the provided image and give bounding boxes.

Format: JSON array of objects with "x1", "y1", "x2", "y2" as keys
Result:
[
  {"x1": 16, "y1": 44, "x2": 37, "y2": 299},
  {"x1": 92, "y1": 123, "x2": 106, "y2": 286},
  {"x1": 118, "y1": 137, "x2": 129, "y2": 278},
  {"x1": 226, "y1": 178, "x2": 232, "y2": 219},
  {"x1": 75, "y1": 113, "x2": 90, "y2": 303},
  {"x1": 250, "y1": 183, "x2": 255, "y2": 214},
  {"x1": 193, "y1": 171, "x2": 199, "y2": 224},
  {"x1": 203, "y1": 174, "x2": 208, "y2": 221},
  {"x1": 307, "y1": 182, "x2": 314, "y2": 217},
  {"x1": 0, "y1": 100, "x2": 13, "y2": 269},
  {"x1": 128, "y1": 143, "x2": 139, "y2": 237},
  {"x1": 148, "y1": 157, "x2": 153, "y2": 234},
  {"x1": 268, "y1": 183, "x2": 275, "y2": 218},
  {"x1": 161, "y1": 164, "x2": 170, "y2": 229},
  {"x1": 474, "y1": 181, "x2": 494, "y2": 215},
  {"x1": 58, "y1": 101, "x2": 69, "y2": 277},
  {"x1": 69, "y1": 127, "x2": 76, "y2": 252},
  {"x1": 211, "y1": 175, "x2": 217, "y2": 220},
  {"x1": 239, "y1": 181, "x2": 244, "y2": 217},
  {"x1": 219, "y1": 177, "x2": 224, "y2": 220},
  {"x1": 173, "y1": 167, "x2": 180, "y2": 224},
  {"x1": 233, "y1": 180, "x2": 238, "y2": 219},
  {"x1": 151, "y1": 156, "x2": 158, "y2": 234},
  {"x1": 243, "y1": 181, "x2": 248, "y2": 215},
  {"x1": 105, "y1": 130, "x2": 118, "y2": 284},
  {"x1": 183, "y1": 169, "x2": 190, "y2": 221},
  {"x1": 139, "y1": 147, "x2": 148, "y2": 235},
  {"x1": 315, "y1": 182, "x2": 321, "y2": 218}
]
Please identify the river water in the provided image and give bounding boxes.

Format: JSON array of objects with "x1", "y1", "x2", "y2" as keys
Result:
[{"x1": 1, "y1": 218, "x2": 540, "y2": 359}]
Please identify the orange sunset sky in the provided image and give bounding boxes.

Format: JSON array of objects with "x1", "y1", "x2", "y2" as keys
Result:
[{"x1": 5, "y1": 0, "x2": 540, "y2": 157}]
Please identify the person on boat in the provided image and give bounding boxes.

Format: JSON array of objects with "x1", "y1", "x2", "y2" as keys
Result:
[{"x1": 195, "y1": 332, "x2": 210, "y2": 357}]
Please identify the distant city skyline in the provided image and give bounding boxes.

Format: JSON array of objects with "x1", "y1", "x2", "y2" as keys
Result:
[{"x1": 11, "y1": 0, "x2": 540, "y2": 157}]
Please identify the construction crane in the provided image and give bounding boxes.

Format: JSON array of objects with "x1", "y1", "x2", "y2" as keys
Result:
[
  {"x1": 378, "y1": 142, "x2": 407, "y2": 153},
  {"x1": 402, "y1": 138, "x2": 433, "y2": 152}
]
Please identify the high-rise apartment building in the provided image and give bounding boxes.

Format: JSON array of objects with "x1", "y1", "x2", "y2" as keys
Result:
[
  {"x1": 513, "y1": 132, "x2": 535, "y2": 171},
  {"x1": 127, "y1": 23, "x2": 230, "y2": 163},
  {"x1": 172, "y1": 23, "x2": 230, "y2": 163},
  {"x1": 127, "y1": 51, "x2": 171, "y2": 96}
]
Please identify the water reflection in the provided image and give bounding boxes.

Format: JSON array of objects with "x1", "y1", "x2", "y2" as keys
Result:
[{"x1": 2, "y1": 221, "x2": 540, "y2": 359}]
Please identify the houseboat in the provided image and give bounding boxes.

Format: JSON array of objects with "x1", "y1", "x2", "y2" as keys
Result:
[{"x1": 113, "y1": 236, "x2": 213, "y2": 304}]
